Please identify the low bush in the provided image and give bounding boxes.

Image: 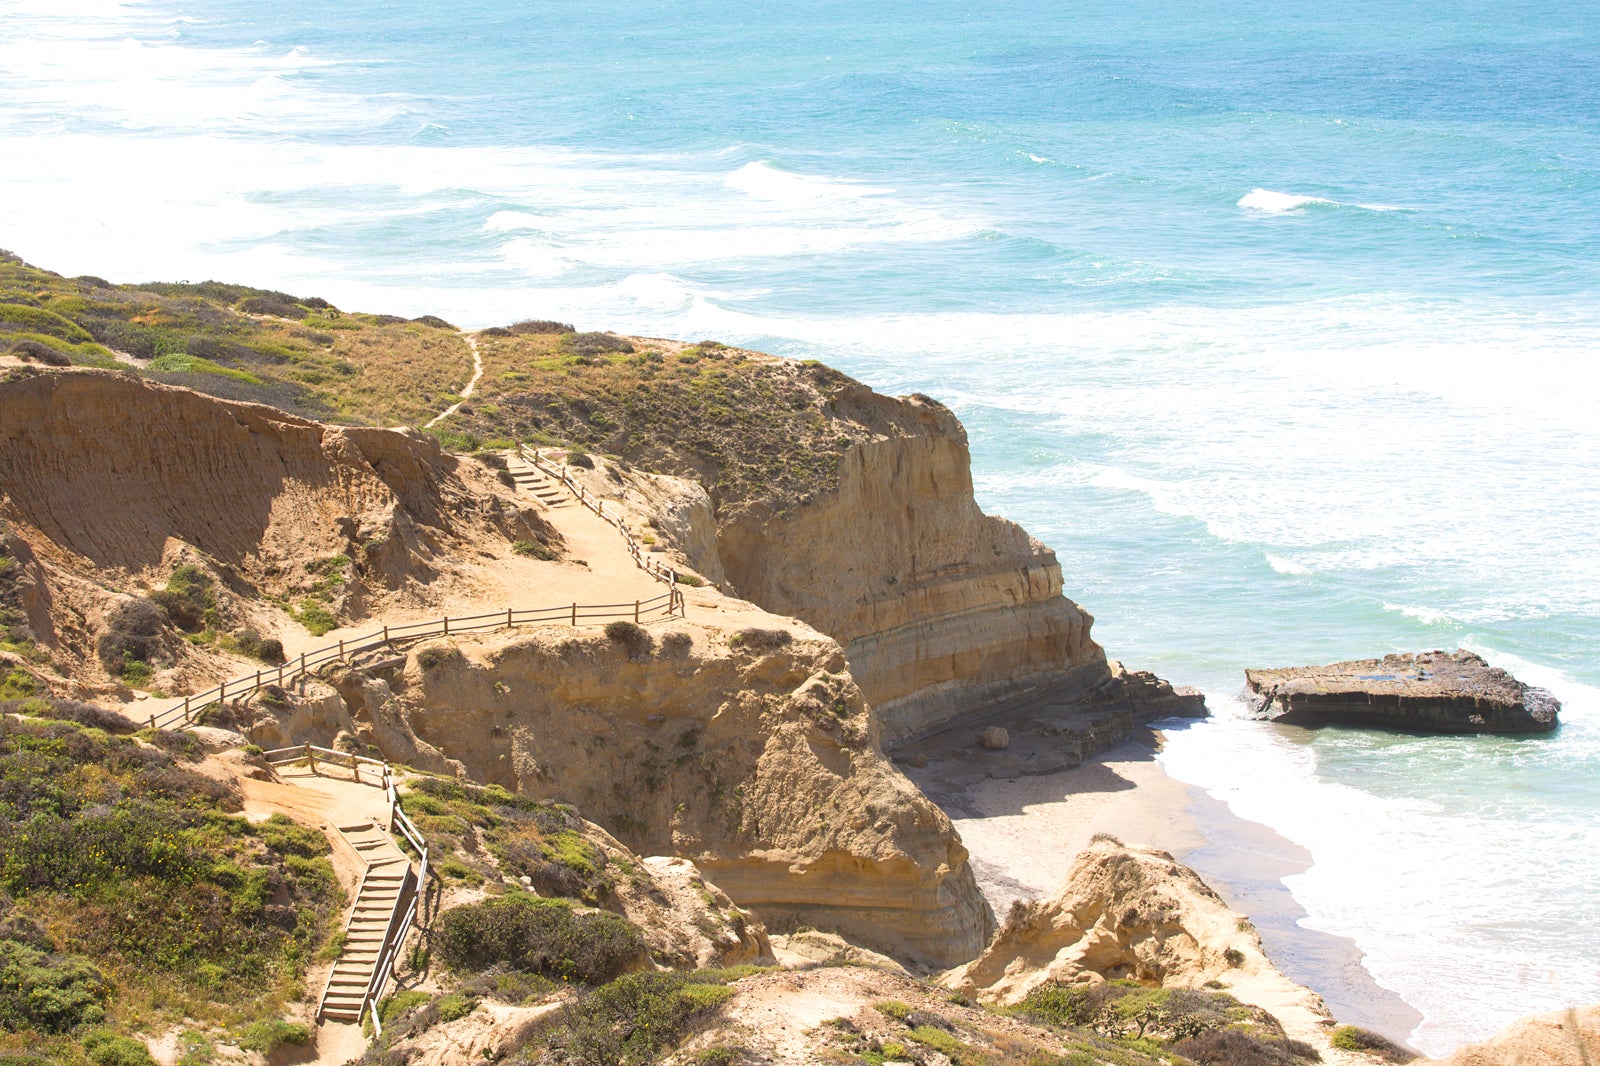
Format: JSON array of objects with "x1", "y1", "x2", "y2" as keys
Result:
[
  {"x1": 81, "y1": 1032, "x2": 155, "y2": 1066},
  {"x1": 237, "y1": 1017, "x2": 312, "y2": 1052},
  {"x1": 509, "y1": 319, "x2": 575, "y2": 335},
  {"x1": 603, "y1": 620, "x2": 654, "y2": 660},
  {"x1": 729, "y1": 627, "x2": 791, "y2": 653},
  {"x1": 294, "y1": 599, "x2": 337, "y2": 636},
  {"x1": 0, "y1": 939, "x2": 107, "y2": 1033},
  {"x1": 1330, "y1": 1025, "x2": 1412, "y2": 1062},
  {"x1": 236, "y1": 295, "x2": 306, "y2": 319},
  {"x1": 434, "y1": 894, "x2": 645, "y2": 985},
  {"x1": 513, "y1": 538, "x2": 557, "y2": 560},
  {"x1": 411, "y1": 314, "x2": 456, "y2": 330},
  {"x1": 564, "y1": 331, "x2": 634, "y2": 356},
  {"x1": 1172, "y1": 1028, "x2": 1323, "y2": 1065},
  {"x1": 6, "y1": 338, "x2": 69, "y2": 366},
  {"x1": 544, "y1": 971, "x2": 732, "y2": 1065},
  {"x1": 3, "y1": 697, "x2": 137, "y2": 733},
  {"x1": 151, "y1": 565, "x2": 218, "y2": 632},
  {"x1": 95, "y1": 598, "x2": 168, "y2": 673}
]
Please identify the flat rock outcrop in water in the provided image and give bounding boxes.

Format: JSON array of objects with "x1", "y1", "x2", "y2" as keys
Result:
[{"x1": 1246, "y1": 650, "x2": 1559, "y2": 734}]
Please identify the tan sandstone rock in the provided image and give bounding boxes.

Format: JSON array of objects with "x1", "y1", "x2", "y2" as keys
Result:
[
  {"x1": 285, "y1": 619, "x2": 995, "y2": 969},
  {"x1": 943, "y1": 837, "x2": 1343, "y2": 1054}
]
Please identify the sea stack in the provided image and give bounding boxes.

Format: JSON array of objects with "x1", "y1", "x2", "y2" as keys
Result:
[{"x1": 1246, "y1": 650, "x2": 1560, "y2": 735}]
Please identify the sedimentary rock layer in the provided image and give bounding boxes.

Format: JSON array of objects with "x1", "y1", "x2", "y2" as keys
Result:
[
  {"x1": 711, "y1": 387, "x2": 1110, "y2": 744},
  {"x1": 0, "y1": 369, "x2": 529, "y2": 582},
  {"x1": 277, "y1": 620, "x2": 995, "y2": 969},
  {"x1": 1247, "y1": 650, "x2": 1559, "y2": 734}
]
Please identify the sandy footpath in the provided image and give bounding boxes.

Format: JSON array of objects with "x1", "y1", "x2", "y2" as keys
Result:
[{"x1": 908, "y1": 730, "x2": 1425, "y2": 1047}]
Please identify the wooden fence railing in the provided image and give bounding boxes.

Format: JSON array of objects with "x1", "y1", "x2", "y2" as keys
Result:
[
  {"x1": 265, "y1": 744, "x2": 427, "y2": 1038},
  {"x1": 147, "y1": 588, "x2": 683, "y2": 732},
  {"x1": 520, "y1": 445, "x2": 683, "y2": 588}
]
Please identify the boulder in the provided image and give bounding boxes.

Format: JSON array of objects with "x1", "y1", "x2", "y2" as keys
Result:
[
  {"x1": 979, "y1": 726, "x2": 1010, "y2": 750},
  {"x1": 1246, "y1": 650, "x2": 1559, "y2": 734}
]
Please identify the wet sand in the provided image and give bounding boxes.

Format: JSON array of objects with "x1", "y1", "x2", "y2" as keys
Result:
[{"x1": 903, "y1": 728, "x2": 1424, "y2": 1047}]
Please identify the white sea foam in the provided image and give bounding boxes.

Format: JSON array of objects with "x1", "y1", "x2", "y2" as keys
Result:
[
  {"x1": 1239, "y1": 187, "x2": 1402, "y2": 214},
  {"x1": 1160, "y1": 693, "x2": 1600, "y2": 1055},
  {"x1": 1265, "y1": 553, "x2": 1313, "y2": 575}
]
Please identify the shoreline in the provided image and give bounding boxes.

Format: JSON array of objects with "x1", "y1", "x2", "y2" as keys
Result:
[{"x1": 904, "y1": 730, "x2": 1423, "y2": 1047}]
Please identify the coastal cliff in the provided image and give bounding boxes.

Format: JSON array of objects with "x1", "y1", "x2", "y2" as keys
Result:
[
  {"x1": 263, "y1": 620, "x2": 995, "y2": 968},
  {"x1": 711, "y1": 387, "x2": 1109, "y2": 744}
]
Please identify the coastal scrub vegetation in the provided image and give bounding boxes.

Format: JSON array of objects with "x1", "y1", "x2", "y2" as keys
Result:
[
  {"x1": 0, "y1": 253, "x2": 471, "y2": 426},
  {"x1": 400, "y1": 775, "x2": 618, "y2": 903},
  {"x1": 1014, "y1": 980, "x2": 1323, "y2": 1065},
  {"x1": 2, "y1": 252, "x2": 885, "y2": 518},
  {"x1": 456, "y1": 330, "x2": 877, "y2": 518},
  {"x1": 0, "y1": 710, "x2": 340, "y2": 1062}
]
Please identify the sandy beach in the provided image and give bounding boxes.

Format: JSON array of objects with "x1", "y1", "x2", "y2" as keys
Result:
[{"x1": 904, "y1": 727, "x2": 1424, "y2": 1046}]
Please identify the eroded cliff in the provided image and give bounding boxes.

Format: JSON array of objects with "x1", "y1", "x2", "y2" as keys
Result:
[
  {"x1": 0, "y1": 368, "x2": 549, "y2": 684},
  {"x1": 261, "y1": 619, "x2": 995, "y2": 969}
]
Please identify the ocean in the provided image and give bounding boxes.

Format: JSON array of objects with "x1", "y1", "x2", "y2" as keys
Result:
[{"x1": 3, "y1": 0, "x2": 1598, "y2": 1054}]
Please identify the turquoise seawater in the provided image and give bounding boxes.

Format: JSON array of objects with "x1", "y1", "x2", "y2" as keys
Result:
[{"x1": 3, "y1": 0, "x2": 1598, "y2": 1052}]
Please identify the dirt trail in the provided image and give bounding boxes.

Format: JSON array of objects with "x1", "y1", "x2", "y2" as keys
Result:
[
  {"x1": 424, "y1": 333, "x2": 484, "y2": 429},
  {"x1": 272, "y1": 459, "x2": 693, "y2": 661}
]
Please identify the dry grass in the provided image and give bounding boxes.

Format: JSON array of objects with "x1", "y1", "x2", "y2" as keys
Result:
[
  {"x1": 0, "y1": 255, "x2": 471, "y2": 428},
  {"x1": 456, "y1": 332, "x2": 875, "y2": 517}
]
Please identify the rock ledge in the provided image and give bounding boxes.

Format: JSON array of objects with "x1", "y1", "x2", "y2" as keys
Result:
[{"x1": 1246, "y1": 650, "x2": 1559, "y2": 734}]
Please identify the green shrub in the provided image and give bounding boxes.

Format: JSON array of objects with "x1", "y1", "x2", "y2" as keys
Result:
[
  {"x1": 237, "y1": 1017, "x2": 312, "y2": 1052},
  {"x1": 434, "y1": 895, "x2": 645, "y2": 984},
  {"x1": 546, "y1": 971, "x2": 731, "y2": 1065},
  {"x1": 874, "y1": 1000, "x2": 913, "y2": 1022},
  {"x1": 151, "y1": 565, "x2": 217, "y2": 632},
  {"x1": 674, "y1": 572, "x2": 705, "y2": 587},
  {"x1": 0, "y1": 939, "x2": 107, "y2": 1033},
  {"x1": 434, "y1": 991, "x2": 477, "y2": 1024},
  {"x1": 81, "y1": 1032, "x2": 155, "y2": 1066},
  {"x1": 509, "y1": 319, "x2": 574, "y2": 335},
  {"x1": 294, "y1": 599, "x2": 337, "y2": 636},
  {"x1": 512, "y1": 539, "x2": 557, "y2": 560},
  {"x1": 0, "y1": 668, "x2": 36, "y2": 699},
  {"x1": 0, "y1": 304, "x2": 92, "y2": 343},
  {"x1": 1330, "y1": 1025, "x2": 1411, "y2": 1062},
  {"x1": 377, "y1": 988, "x2": 430, "y2": 1026}
]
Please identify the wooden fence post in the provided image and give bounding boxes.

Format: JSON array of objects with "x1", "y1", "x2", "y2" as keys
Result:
[
  {"x1": 571, "y1": 602, "x2": 578, "y2": 625},
  {"x1": 507, "y1": 608, "x2": 513, "y2": 627},
  {"x1": 306, "y1": 744, "x2": 316, "y2": 775},
  {"x1": 634, "y1": 600, "x2": 640, "y2": 623},
  {"x1": 339, "y1": 639, "x2": 345, "y2": 659},
  {"x1": 384, "y1": 625, "x2": 390, "y2": 643},
  {"x1": 443, "y1": 617, "x2": 449, "y2": 635}
]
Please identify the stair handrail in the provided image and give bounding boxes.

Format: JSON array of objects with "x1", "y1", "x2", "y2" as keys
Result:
[{"x1": 519, "y1": 445, "x2": 685, "y2": 589}]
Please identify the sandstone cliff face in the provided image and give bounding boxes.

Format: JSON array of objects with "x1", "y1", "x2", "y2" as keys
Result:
[
  {"x1": 0, "y1": 370, "x2": 547, "y2": 674},
  {"x1": 268, "y1": 620, "x2": 995, "y2": 969},
  {"x1": 653, "y1": 386, "x2": 1109, "y2": 745},
  {"x1": 1421, "y1": 1005, "x2": 1600, "y2": 1066}
]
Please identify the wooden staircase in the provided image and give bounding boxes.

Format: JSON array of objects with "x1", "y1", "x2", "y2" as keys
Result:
[
  {"x1": 319, "y1": 819, "x2": 417, "y2": 1025},
  {"x1": 505, "y1": 452, "x2": 571, "y2": 509}
]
